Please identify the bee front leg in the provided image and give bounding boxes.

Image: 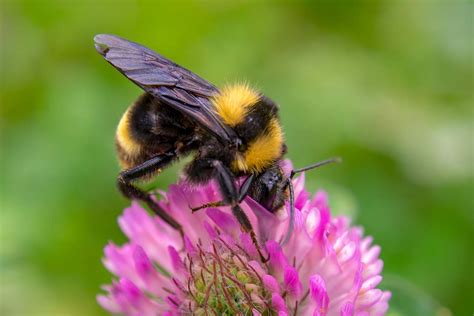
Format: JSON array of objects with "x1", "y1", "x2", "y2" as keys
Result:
[
  {"x1": 190, "y1": 174, "x2": 255, "y2": 212},
  {"x1": 210, "y1": 160, "x2": 268, "y2": 262},
  {"x1": 117, "y1": 152, "x2": 184, "y2": 237},
  {"x1": 191, "y1": 201, "x2": 226, "y2": 213}
]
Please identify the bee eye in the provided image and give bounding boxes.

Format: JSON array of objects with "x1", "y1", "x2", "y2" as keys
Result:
[{"x1": 238, "y1": 142, "x2": 246, "y2": 152}]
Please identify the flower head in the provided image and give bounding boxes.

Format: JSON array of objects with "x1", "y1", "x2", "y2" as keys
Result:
[{"x1": 98, "y1": 162, "x2": 390, "y2": 315}]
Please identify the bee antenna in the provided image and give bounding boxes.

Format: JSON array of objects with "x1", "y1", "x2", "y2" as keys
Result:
[{"x1": 290, "y1": 157, "x2": 342, "y2": 179}]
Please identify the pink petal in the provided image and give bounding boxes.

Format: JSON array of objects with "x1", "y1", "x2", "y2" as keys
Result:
[
  {"x1": 244, "y1": 196, "x2": 282, "y2": 241},
  {"x1": 314, "y1": 190, "x2": 329, "y2": 210},
  {"x1": 220, "y1": 233, "x2": 239, "y2": 251},
  {"x1": 263, "y1": 274, "x2": 280, "y2": 294},
  {"x1": 165, "y1": 295, "x2": 181, "y2": 310},
  {"x1": 356, "y1": 289, "x2": 383, "y2": 308},
  {"x1": 206, "y1": 207, "x2": 239, "y2": 234},
  {"x1": 338, "y1": 241, "x2": 357, "y2": 264},
  {"x1": 133, "y1": 246, "x2": 170, "y2": 296},
  {"x1": 103, "y1": 243, "x2": 143, "y2": 286},
  {"x1": 340, "y1": 301, "x2": 354, "y2": 316},
  {"x1": 332, "y1": 231, "x2": 349, "y2": 254},
  {"x1": 312, "y1": 192, "x2": 331, "y2": 241},
  {"x1": 360, "y1": 236, "x2": 373, "y2": 252},
  {"x1": 283, "y1": 266, "x2": 303, "y2": 298},
  {"x1": 381, "y1": 291, "x2": 392, "y2": 302},
  {"x1": 310, "y1": 275, "x2": 329, "y2": 313},
  {"x1": 110, "y1": 278, "x2": 162, "y2": 315},
  {"x1": 167, "y1": 246, "x2": 187, "y2": 276},
  {"x1": 96, "y1": 294, "x2": 121, "y2": 313},
  {"x1": 183, "y1": 235, "x2": 197, "y2": 256},
  {"x1": 203, "y1": 220, "x2": 218, "y2": 239},
  {"x1": 360, "y1": 275, "x2": 383, "y2": 292},
  {"x1": 293, "y1": 174, "x2": 309, "y2": 209},
  {"x1": 248, "y1": 260, "x2": 266, "y2": 278},
  {"x1": 362, "y1": 259, "x2": 383, "y2": 279},
  {"x1": 293, "y1": 172, "x2": 305, "y2": 197},
  {"x1": 133, "y1": 245, "x2": 154, "y2": 277},
  {"x1": 240, "y1": 232, "x2": 258, "y2": 259},
  {"x1": 369, "y1": 291, "x2": 392, "y2": 315},
  {"x1": 362, "y1": 246, "x2": 381, "y2": 264},
  {"x1": 118, "y1": 205, "x2": 176, "y2": 271},
  {"x1": 271, "y1": 293, "x2": 288, "y2": 313},
  {"x1": 266, "y1": 240, "x2": 288, "y2": 274},
  {"x1": 305, "y1": 207, "x2": 321, "y2": 237},
  {"x1": 117, "y1": 278, "x2": 141, "y2": 304}
]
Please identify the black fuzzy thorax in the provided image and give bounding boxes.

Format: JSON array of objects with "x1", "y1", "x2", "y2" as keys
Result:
[
  {"x1": 234, "y1": 95, "x2": 279, "y2": 145},
  {"x1": 129, "y1": 94, "x2": 195, "y2": 151}
]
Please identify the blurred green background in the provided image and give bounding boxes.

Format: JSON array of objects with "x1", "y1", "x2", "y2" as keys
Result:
[{"x1": 1, "y1": 1, "x2": 472, "y2": 315}]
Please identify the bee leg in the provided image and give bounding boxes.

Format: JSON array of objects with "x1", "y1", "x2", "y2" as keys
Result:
[
  {"x1": 238, "y1": 173, "x2": 255, "y2": 202},
  {"x1": 117, "y1": 153, "x2": 184, "y2": 238},
  {"x1": 191, "y1": 201, "x2": 226, "y2": 213},
  {"x1": 211, "y1": 161, "x2": 268, "y2": 262},
  {"x1": 190, "y1": 174, "x2": 255, "y2": 212}
]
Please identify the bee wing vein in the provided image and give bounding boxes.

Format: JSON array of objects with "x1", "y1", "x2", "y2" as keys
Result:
[{"x1": 94, "y1": 34, "x2": 234, "y2": 142}]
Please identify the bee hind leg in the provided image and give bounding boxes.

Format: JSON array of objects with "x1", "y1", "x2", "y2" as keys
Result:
[{"x1": 117, "y1": 152, "x2": 184, "y2": 237}]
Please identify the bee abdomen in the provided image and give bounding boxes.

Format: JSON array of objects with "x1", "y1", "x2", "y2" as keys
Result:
[
  {"x1": 115, "y1": 104, "x2": 143, "y2": 168},
  {"x1": 115, "y1": 93, "x2": 195, "y2": 170}
]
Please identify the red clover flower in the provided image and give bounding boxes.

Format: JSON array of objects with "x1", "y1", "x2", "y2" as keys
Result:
[{"x1": 98, "y1": 161, "x2": 390, "y2": 315}]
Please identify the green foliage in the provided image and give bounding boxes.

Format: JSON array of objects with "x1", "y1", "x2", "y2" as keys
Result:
[{"x1": 1, "y1": 1, "x2": 472, "y2": 315}]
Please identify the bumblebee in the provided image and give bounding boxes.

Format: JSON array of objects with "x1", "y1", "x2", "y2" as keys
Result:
[{"x1": 94, "y1": 34, "x2": 339, "y2": 260}]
